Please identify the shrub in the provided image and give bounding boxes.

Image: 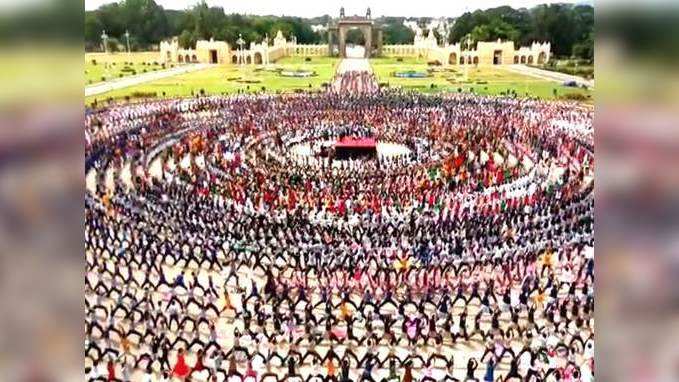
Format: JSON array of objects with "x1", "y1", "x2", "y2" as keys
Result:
[
  {"x1": 396, "y1": 57, "x2": 403, "y2": 62},
  {"x1": 560, "y1": 92, "x2": 588, "y2": 101},
  {"x1": 427, "y1": 60, "x2": 442, "y2": 66},
  {"x1": 305, "y1": 57, "x2": 311, "y2": 62},
  {"x1": 130, "y1": 91, "x2": 156, "y2": 98},
  {"x1": 101, "y1": 76, "x2": 106, "y2": 82},
  {"x1": 91, "y1": 59, "x2": 97, "y2": 65}
]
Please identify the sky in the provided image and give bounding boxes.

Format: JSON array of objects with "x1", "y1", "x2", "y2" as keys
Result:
[{"x1": 84, "y1": 0, "x2": 585, "y2": 17}]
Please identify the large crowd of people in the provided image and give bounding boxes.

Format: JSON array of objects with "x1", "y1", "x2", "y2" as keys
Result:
[
  {"x1": 85, "y1": 85, "x2": 594, "y2": 381},
  {"x1": 330, "y1": 71, "x2": 380, "y2": 94}
]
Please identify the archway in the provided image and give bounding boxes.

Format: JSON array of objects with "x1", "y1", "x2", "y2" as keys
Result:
[
  {"x1": 178, "y1": 55, "x2": 184, "y2": 63},
  {"x1": 328, "y1": 12, "x2": 379, "y2": 58},
  {"x1": 246, "y1": 56, "x2": 252, "y2": 64},
  {"x1": 460, "y1": 56, "x2": 465, "y2": 65},
  {"x1": 449, "y1": 53, "x2": 457, "y2": 65},
  {"x1": 473, "y1": 56, "x2": 479, "y2": 65},
  {"x1": 538, "y1": 52, "x2": 547, "y2": 65},
  {"x1": 344, "y1": 27, "x2": 368, "y2": 58},
  {"x1": 520, "y1": 56, "x2": 526, "y2": 64},
  {"x1": 232, "y1": 55, "x2": 238, "y2": 64},
  {"x1": 528, "y1": 56, "x2": 534, "y2": 64},
  {"x1": 254, "y1": 52, "x2": 263, "y2": 64},
  {"x1": 466, "y1": 56, "x2": 472, "y2": 65},
  {"x1": 493, "y1": 50, "x2": 502, "y2": 65},
  {"x1": 191, "y1": 54, "x2": 197, "y2": 63},
  {"x1": 184, "y1": 54, "x2": 190, "y2": 63},
  {"x1": 514, "y1": 56, "x2": 519, "y2": 64}
]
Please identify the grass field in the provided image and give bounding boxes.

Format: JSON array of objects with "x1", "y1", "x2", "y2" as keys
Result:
[
  {"x1": 86, "y1": 56, "x2": 339, "y2": 104},
  {"x1": 85, "y1": 52, "x2": 176, "y2": 84},
  {"x1": 86, "y1": 54, "x2": 593, "y2": 104},
  {"x1": 370, "y1": 56, "x2": 592, "y2": 101}
]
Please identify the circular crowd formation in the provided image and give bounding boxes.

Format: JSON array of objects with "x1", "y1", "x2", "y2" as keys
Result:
[{"x1": 85, "y1": 89, "x2": 594, "y2": 382}]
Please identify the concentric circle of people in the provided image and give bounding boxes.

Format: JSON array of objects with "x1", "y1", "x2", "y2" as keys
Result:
[{"x1": 85, "y1": 88, "x2": 594, "y2": 382}]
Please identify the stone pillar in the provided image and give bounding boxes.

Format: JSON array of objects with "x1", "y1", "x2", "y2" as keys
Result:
[
  {"x1": 376, "y1": 29, "x2": 383, "y2": 56},
  {"x1": 339, "y1": 27, "x2": 347, "y2": 58},
  {"x1": 363, "y1": 26, "x2": 372, "y2": 58}
]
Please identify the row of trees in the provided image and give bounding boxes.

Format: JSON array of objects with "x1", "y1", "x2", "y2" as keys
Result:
[
  {"x1": 85, "y1": 0, "x2": 326, "y2": 51},
  {"x1": 85, "y1": 1, "x2": 593, "y2": 59},
  {"x1": 447, "y1": 4, "x2": 593, "y2": 59}
]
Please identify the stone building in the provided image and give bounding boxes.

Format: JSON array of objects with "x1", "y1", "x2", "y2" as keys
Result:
[
  {"x1": 383, "y1": 35, "x2": 551, "y2": 66},
  {"x1": 159, "y1": 22, "x2": 550, "y2": 67},
  {"x1": 159, "y1": 31, "x2": 327, "y2": 65},
  {"x1": 160, "y1": 38, "x2": 230, "y2": 64}
]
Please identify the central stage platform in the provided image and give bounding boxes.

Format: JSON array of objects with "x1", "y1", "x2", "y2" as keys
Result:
[{"x1": 334, "y1": 136, "x2": 377, "y2": 160}]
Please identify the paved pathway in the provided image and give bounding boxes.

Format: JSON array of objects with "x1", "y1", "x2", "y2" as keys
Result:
[
  {"x1": 336, "y1": 57, "x2": 372, "y2": 74},
  {"x1": 85, "y1": 63, "x2": 213, "y2": 97},
  {"x1": 504, "y1": 64, "x2": 594, "y2": 88}
]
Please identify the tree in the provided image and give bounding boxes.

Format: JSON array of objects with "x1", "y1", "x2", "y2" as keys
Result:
[
  {"x1": 178, "y1": 29, "x2": 197, "y2": 49},
  {"x1": 84, "y1": 1, "x2": 593, "y2": 59},
  {"x1": 345, "y1": 29, "x2": 366, "y2": 45},
  {"x1": 383, "y1": 23, "x2": 415, "y2": 44}
]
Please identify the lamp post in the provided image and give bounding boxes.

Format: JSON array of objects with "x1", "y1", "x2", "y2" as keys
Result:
[
  {"x1": 124, "y1": 30, "x2": 131, "y2": 56},
  {"x1": 464, "y1": 34, "x2": 473, "y2": 82},
  {"x1": 236, "y1": 34, "x2": 245, "y2": 67},
  {"x1": 101, "y1": 30, "x2": 109, "y2": 53},
  {"x1": 101, "y1": 30, "x2": 110, "y2": 81}
]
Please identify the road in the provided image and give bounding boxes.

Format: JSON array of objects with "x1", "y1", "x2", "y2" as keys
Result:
[
  {"x1": 504, "y1": 64, "x2": 594, "y2": 88},
  {"x1": 85, "y1": 63, "x2": 213, "y2": 97}
]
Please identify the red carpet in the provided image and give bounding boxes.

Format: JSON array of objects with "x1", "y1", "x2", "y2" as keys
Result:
[{"x1": 334, "y1": 136, "x2": 377, "y2": 149}]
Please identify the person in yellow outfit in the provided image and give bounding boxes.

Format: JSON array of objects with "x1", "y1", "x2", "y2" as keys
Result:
[
  {"x1": 540, "y1": 249, "x2": 555, "y2": 277},
  {"x1": 532, "y1": 289, "x2": 546, "y2": 310},
  {"x1": 394, "y1": 255, "x2": 412, "y2": 272},
  {"x1": 339, "y1": 301, "x2": 351, "y2": 320}
]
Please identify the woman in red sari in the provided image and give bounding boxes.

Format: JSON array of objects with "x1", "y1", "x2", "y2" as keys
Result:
[
  {"x1": 172, "y1": 348, "x2": 191, "y2": 379},
  {"x1": 106, "y1": 358, "x2": 116, "y2": 381},
  {"x1": 189, "y1": 349, "x2": 206, "y2": 378}
]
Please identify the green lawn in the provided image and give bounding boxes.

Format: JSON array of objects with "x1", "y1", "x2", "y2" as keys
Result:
[
  {"x1": 85, "y1": 61, "x2": 170, "y2": 84},
  {"x1": 86, "y1": 55, "x2": 593, "y2": 105},
  {"x1": 87, "y1": 56, "x2": 339, "y2": 104},
  {"x1": 85, "y1": 52, "x2": 173, "y2": 84},
  {"x1": 370, "y1": 57, "x2": 592, "y2": 101}
]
